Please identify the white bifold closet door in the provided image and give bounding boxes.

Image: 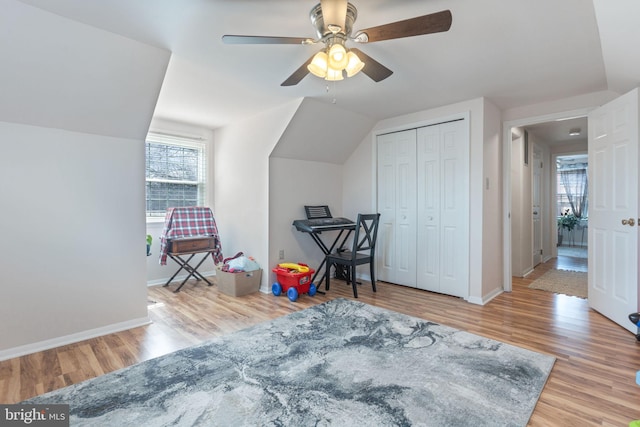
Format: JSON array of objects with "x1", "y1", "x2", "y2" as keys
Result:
[
  {"x1": 377, "y1": 119, "x2": 469, "y2": 298},
  {"x1": 415, "y1": 120, "x2": 469, "y2": 297},
  {"x1": 377, "y1": 129, "x2": 417, "y2": 287}
]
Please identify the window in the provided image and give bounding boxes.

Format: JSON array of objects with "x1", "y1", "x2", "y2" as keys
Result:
[
  {"x1": 556, "y1": 155, "x2": 588, "y2": 218},
  {"x1": 145, "y1": 133, "x2": 206, "y2": 218}
]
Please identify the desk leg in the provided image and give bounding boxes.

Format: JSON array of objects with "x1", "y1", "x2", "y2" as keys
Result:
[
  {"x1": 311, "y1": 258, "x2": 327, "y2": 294},
  {"x1": 164, "y1": 253, "x2": 214, "y2": 293},
  {"x1": 185, "y1": 256, "x2": 214, "y2": 286},
  {"x1": 163, "y1": 253, "x2": 195, "y2": 287}
]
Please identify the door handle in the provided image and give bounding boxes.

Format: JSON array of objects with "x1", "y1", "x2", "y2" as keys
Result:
[{"x1": 622, "y1": 218, "x2": 636, "y2": 226}]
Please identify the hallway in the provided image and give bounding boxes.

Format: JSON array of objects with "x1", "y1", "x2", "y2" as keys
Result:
[{"x1": 556, "y1": 246, "x2": 587, "y2": 272}]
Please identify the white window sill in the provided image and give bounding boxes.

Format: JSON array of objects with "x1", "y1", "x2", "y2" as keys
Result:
[{"x1": 146, "y1": 217, "x2": 165, "y2": 225}]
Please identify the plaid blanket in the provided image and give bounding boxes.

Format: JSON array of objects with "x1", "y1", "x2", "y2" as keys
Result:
[{"x1": 159, "y1": 207, "x2": 223, "y2": 265}]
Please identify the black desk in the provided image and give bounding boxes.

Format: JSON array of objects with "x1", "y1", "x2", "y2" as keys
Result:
[{"x1": 293, "y1": 217, "x2": 356, "y2": 290}]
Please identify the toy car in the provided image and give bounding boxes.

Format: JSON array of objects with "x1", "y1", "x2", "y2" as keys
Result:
[{"x1": 271, "y1": 263, "x2": 317, "y2": 302}]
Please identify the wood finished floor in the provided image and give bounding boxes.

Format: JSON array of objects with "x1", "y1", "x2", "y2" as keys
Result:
[{"x1": 2, "y1": 255, "x2": 639, "y2": 426}]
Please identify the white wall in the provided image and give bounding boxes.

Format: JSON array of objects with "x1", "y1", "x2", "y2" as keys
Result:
[
  {"x1": 214, "y1": 100, "x2": 303, "y2": 292},
  {"x1": 0, "y1": 123, "x2": 148, "y2": 357},
  {"x1": 0, "y1": 2, "x2": 169, "y2": 359},
  {"x1": 481, "y1": 99, "x2": 503, "y2": 297},
  {"x1": 510, "y1": 128, "x2": 533, "y2": 277},
  {"x1": 343, "y1": 131, "x2": 376, "y2": 218},
  {"x1": 0, "y1": 1, "x2": 169, "y2": 139},
  {"x1": 271, "y1": 98, "x2": 375, "y2": 164},
  {"x1": 502, "y1": 90, "x2": 619, "y2": 123},
  {"x1": 268, "y1": 158, "x2": 344, "y2": 287}
]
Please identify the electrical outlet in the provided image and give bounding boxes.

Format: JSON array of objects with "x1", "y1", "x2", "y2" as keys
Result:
[{"x1": 279, "y1": 249, "x2": 285, "y2": 260}]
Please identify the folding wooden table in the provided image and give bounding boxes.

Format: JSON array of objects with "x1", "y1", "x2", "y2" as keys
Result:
[
  {"x1": 158, "y1": 206, "x2": 224, "y2": 293},
  {"x1": 163, "y1": 236, "x2": 218, "y2": 292}
]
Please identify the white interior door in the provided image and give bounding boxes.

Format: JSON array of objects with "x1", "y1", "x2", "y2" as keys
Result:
[
  {"x1": 377, "y1": 130, "x2": 417, "y2": 287},
  {"x1": 588, "y1": 88, "x2": 639, "y2": 334}
]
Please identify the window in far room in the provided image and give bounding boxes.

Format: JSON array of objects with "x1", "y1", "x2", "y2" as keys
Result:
[{"x1": 145, "y1": 133, "x2": 206, "y2": 218}]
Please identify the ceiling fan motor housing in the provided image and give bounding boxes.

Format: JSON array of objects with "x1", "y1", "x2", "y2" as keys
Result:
[{"x1": 309, "y1": 2, "x2": 358, "y2": 38}]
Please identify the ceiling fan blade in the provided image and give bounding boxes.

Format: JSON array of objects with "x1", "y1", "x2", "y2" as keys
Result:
[
  {"x1": 355, "y1": 10, "x2": 452, "y2": 43},
  {"x1": 281, "y1": 55, "x2": 315, "y2": 86},
  {"x1": 320, "y1": 0, "x2": 348, "y2": 32},
  {"x1": 350, "y1": 48, "x2": 393, "y2": 82},
  {"x1": 222, "y1": 35, "x2": 310, "y2": 45}
]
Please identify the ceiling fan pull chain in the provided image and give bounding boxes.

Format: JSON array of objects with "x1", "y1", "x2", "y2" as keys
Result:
[
  {"x1": 326, "y1": 81, "x2": 338, "y2": 104},
  {"x1": 332, "y1": 79, "x2": 338, "y2": 104}
]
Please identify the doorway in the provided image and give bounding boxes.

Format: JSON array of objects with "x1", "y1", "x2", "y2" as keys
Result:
[
  {"x1": 502, "y1": 110, "x2": 590, "y2": 291},
  {"x1": 556, "y1": 153, "x2": 588, "y2": 262}
]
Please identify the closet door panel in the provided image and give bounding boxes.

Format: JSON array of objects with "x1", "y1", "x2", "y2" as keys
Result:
[
  {"x1": 417, "y1": 223, "x2": 439, "y2": 290},
  {"x1": 377, "y1": 135, "x2": 397, "y2": 283},
  {"x1": 376, "y1": 130, "x2": 416, "y2": 286},
  {"x1": 417, "y1": 125, "x2": 441, "y2": 292},
  {"x1": 394, "y1": 131, "x2": 417, "y2": 286},
  {"x1": 438, "y1": 120, "x2": 469, "y2": 298}
]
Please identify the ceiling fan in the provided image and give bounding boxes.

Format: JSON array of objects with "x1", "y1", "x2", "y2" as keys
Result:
[{"x1": 222, "y1": 0, "x2": 452, "y2": 86}]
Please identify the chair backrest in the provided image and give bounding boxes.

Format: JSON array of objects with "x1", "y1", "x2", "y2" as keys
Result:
[
  {"x1": 304, "y1": 205, "x2": 333, "y2": 219},
  {"x1": 351, "y1": 213, "x2": 381, "y2": 255}
]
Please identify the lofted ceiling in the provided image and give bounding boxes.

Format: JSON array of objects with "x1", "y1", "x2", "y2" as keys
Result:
[{"x1": 13, "y1": 0, "x2": 640, "y2": 131}]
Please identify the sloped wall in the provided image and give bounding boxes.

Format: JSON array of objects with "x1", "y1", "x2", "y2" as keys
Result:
[
  {"x1": 214, "y1": 100, "x2": 303, "y2": 291},
  {"x1": 267, "y1": 98, "x2": 375, "y2": 289},
  {"x1": 0, "y1": 2, "x2": 170, "y2": 358}
]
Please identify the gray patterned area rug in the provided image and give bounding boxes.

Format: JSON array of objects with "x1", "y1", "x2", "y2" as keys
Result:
[{"x1": 26, "y1": 299, "x2": 555, "y2": 426}]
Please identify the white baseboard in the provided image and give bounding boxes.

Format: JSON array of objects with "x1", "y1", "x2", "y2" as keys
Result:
[
  {"x1": 467, "y1": 287, "x2": 503, "y2": 305},
  {"x1": 147, "y1": 270, "x2": 216, "y2": 287},
  {"x1": 0, "y1": 316, "x2": 151, "y2": 362}
]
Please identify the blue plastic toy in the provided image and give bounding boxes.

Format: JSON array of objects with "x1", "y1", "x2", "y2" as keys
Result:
[{"x1": 629, "y1": 313, "x2": 640, "y2": 341}]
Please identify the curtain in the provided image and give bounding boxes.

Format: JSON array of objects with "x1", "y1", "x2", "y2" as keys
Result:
[{"x1": 560, "y1": 169, "x2": 588, "y2": 218}]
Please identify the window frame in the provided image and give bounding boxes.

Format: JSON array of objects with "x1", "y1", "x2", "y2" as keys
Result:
[{"x1": 145, "y1": 132, "x2": 207, "y2": 220}]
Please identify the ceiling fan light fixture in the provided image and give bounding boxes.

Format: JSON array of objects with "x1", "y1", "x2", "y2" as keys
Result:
[
  {"x1": 307, "y1": 51, "x2": 328, "y2": 78},
  {"x1": 569, "y1": 128, "x2": 581, "y2": 136},
  {"x1": 328, "y1": 43, "x2": 348, "y2": 70},
  {"x1": 325, "y1": 66, "x2": 344, "y2": 81},
  {"x1": 345, "y1": 50, "x2": 364, "y2": 77}
]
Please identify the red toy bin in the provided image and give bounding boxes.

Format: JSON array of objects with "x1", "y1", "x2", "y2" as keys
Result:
[{"x1": 272, "y1": 264, "x2": 315, "y2": 294}]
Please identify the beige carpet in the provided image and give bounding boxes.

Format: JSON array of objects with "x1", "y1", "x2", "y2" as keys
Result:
[{"x1": 528, "y1": 269, "x2": 588, "y2": 298}]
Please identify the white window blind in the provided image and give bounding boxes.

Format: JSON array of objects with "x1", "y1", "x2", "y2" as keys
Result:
[{"x1": 145, "y1": 132, "x2": 207, "y2": 217}]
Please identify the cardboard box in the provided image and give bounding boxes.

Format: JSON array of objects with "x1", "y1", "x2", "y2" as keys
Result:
[{"x1": 216, "y1": 268, "x2": 262, "y2": 297}]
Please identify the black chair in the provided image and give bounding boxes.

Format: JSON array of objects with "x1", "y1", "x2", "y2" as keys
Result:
[{"x1": 324, "y1": 213, "x2": 380, "y2": 298}]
